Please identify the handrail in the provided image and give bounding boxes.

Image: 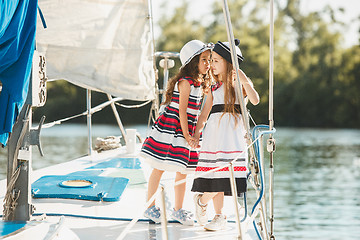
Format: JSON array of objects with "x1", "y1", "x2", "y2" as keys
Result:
[
  {"x1": 251, "y1": 125, "x2": 276, "y2": 239},
  {"x1": 41, "y1": 97, "x2": 124, "y2": 129},
  {"x1": 116, "y1": 130, "x2": 263, "y2": 239},
  {"x1": 40, "y1": 97, "x2": 152, "y2": 130}
]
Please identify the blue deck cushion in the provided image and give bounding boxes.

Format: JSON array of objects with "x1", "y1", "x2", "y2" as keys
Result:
[
  {"x1": 0, "y1": 221, "x2": 26, "y2": 237},
  {"x1": 31, "y1": 175, "x2": 129, "y2": 202}
]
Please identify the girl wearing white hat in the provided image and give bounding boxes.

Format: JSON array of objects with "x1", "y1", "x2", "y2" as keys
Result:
[
  {"x1": 141, "y1": 40, "x2": 212, "y2": 225},
  {"x1": 191, "y1": 39, "x2": 260, "y2": 230}
]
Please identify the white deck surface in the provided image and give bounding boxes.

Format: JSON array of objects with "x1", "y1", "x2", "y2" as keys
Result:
[{"x1": 0, "y1": 145, "x2": 259, "y2": 239}]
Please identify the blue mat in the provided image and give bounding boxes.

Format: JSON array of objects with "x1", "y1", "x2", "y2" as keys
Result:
[
  {"x1": 0, "y1": 221, "x2": 26, "y2": 237},
  {"x1": 32, "y1": 175, "x2": 129, "y2": 202}
]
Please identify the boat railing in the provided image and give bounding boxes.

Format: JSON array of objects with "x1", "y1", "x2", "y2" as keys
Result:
[
  {"x1": 116, "y1": 126, "x2": 275, "y2": 240},
  {"x1": 116, "y1": 0, "x2": 277, "y2": 232}
]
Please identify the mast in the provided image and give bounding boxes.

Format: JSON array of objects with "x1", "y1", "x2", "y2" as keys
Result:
[
  {"x1": 268, "y1": 0, "x2": 276, "y2": 238},
  {"x1": 4, "y1": 52, "x2": 47, "y2": 221}
]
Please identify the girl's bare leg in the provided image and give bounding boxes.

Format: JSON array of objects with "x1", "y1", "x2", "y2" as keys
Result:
[
  {"x1": 147, "y1": 168, "x2": 164, "y2": 207},
  {"x1": 199, "y1": 192, "x2": 217, "y2": 205},
  {"x1": 174, "y1": 172, "x2": 187, "y2": 210},
  {"x1": 212, "y1": 192, "x2": 225, "y2": 215}
]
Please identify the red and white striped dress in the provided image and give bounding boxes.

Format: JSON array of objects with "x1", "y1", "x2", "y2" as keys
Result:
[
  {"x1": 191, "y1": 82, "x2": 248, "y2": 196},
  {"x1": 140, "y1": 77, "x2": 202, "y2": 174}
]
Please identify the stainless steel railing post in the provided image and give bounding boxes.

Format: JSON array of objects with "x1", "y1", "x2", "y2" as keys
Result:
[
  {"x1": 229, "y1": 162, "x2": 243, "y2": 239},
  {"x1": 160, "y1": 185, "x2": 169, "y2": 240}
]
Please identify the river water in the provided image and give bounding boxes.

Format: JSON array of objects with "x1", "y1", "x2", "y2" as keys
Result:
[{"x1": 0, "y1": 124, "x2": 360, "y2": 239}]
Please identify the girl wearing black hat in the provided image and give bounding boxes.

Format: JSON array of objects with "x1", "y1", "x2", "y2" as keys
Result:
[{"x1": 191, "y1": 40, "x2": 259, "y2": 231}]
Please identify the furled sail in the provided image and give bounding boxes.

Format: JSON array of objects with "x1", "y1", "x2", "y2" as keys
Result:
[{"x1": 36, "y1": 0, "x2": 156, "y2": 100}]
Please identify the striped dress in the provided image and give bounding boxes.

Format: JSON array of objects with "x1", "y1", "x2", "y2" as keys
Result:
[
  {"x1": 191, "y1": 82, "x2": 248, "y2": 196},
  {"x1": 140, "y1": 77, "x2": 203, "y2": 174}
]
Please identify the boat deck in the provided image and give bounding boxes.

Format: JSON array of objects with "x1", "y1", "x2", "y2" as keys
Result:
[
  {"x1": 1, "y1": 146, "x2": 259, "y2": 239},
  {"x1": 41, "y1": 215, "x2": 255, "y2": 240}
]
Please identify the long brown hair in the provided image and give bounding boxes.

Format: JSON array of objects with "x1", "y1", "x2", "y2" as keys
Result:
[
  {"x1": 211, "y1": 62, "x2": 246, "y2": 125},
  {"x1": 163, "y1": 54, "x2": 210, "y2": 105}
]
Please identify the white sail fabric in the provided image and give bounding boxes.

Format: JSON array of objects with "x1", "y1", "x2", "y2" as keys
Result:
[{"x1": 36, "y1": 0, "x2": 156, "y2": 100}]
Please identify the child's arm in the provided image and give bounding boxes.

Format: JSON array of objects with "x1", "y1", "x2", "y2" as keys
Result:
[
  {"x1": 192, "y1": 91, "x2": 213, "y2": 148},
  {"x1": 235, "y1": 69, "x2": 260, "y2": 105},
  {"x1": 178, "y1": 79, "x2": 195, "y2": 145}
]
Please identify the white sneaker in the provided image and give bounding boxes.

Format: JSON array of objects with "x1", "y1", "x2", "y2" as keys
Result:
[
  {"x1": 194, "y1": 194, "x2": 208, "y2": 225},
  {"x1": 171, "y1": 208, "x2": 195, "y2": 226},
  {"x1": 204, "y1": 214, "x2": 227, "y2": 231},
  {"x1": 144, "y1": 205, "x2": 161, "y2": 223}
]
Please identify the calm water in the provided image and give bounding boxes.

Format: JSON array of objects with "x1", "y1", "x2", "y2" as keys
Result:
[{"x1": 1, "y1": 124, "x2": 360, "y2": 239}]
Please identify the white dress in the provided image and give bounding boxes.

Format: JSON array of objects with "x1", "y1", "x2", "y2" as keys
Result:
[{"x1": 191, "y1": 82, "x2": 248, "y2": 196}]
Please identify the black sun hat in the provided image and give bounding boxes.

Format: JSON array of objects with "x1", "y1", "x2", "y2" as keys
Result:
[{"x1": 213, "y1": 39, "x2": 244, "y2": 66}]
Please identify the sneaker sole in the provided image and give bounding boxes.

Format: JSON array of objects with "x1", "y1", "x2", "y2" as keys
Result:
[
  {"x1": 144, "y1": 213, "x2": 161, "y2": 224},
  {"x1": 193, "y1": 194, "x2": 208, "y2": 226},
  {"x1": 204, "y1": 225, "x2": 226, "y2": 231}
]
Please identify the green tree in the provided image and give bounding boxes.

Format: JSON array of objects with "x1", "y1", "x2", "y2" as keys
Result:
[
  {"x1": 156, "y1": 2, "x2": 206, "y2": 52},
  {"x1": 275, "y1": 0, "x2": 356, "y2": 127},
  {"x1": 336, "y1": 46, "x2": 360, "y2": 127},
  {"x1": 205, "y1": 0, "x2": 294, "y2": 125}
]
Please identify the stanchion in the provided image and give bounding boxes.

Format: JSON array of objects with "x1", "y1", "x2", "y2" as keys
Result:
[{"x1": 229, "y1": 162, "x2": 243, "y2": 239}]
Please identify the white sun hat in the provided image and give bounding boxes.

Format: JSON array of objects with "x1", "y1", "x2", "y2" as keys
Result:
[{"x1": 180, "y1": 40, "x2": 213, "y2": 68}]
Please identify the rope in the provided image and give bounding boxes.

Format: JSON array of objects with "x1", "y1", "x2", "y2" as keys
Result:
[
  {"x1": 115, "y1": 100, "x2": 152, "y2": 109},
  {"x1": 94, "y1": 136, "x2": 122, "y2": 152},
  {"x1": 2, "y1": 164, "x2": 21, "y2": 220},
  {"x1": 41, "y1": 99, "x2": 152, "y2": 129},
  {"x1": 248, "y1": 109, "x2": 257, "y2": 126},
  {"x1": 42, "y1": 113, "x2": 85, "y2": 129}
]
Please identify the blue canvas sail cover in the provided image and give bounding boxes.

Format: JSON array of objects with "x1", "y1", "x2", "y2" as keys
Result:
[{"x1": 0, "y1": 0, "x2": 38, "y2": 146}]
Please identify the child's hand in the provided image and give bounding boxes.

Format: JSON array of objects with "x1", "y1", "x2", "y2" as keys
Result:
[
  {"x1": 184, "y1": 134, "x2": 194, "y2": 146},
  {"x1": 232, "y1": 70, "x2": 236, "y2": 81},
  {"x1": 191, "y1": 132, "x2": 201, "y2": 149},
  {"x1": 185, "y1": 134, "x2": 199, "y2": 149},
  {"x1": 232, "y1": 69, "x2": 249, "y2": 84}
]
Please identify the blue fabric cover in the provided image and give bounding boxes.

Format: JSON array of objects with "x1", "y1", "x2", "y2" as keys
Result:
[
  {"x1": 0, "y1": 221, "x2": 26, "y2": 237},
  {"x1": 0, "y1": 0, "x2": 38, "y2": 146},
  {"x1": 31, "y1": 175, "x2": 129, "y2": 202}
]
